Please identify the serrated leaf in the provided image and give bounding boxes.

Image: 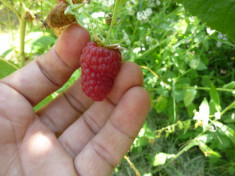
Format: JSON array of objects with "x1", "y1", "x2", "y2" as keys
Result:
[
  {"x1": 209, "y1": 83, "x2": 221, "y2": 112},
  {"x1": 152, "y1": 152, "x2": 176, "y2": 166},
  {"x1": 184, "y1": 88, "x2": 197, "y2": 107},
  {"x1": 177, "y1": 0, "x2": 235, "y2": 40}
]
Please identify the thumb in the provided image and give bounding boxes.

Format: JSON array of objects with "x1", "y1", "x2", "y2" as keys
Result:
[
  {"x1": 1, "y1": 24, "x2": 90, "y2": 105},
  {"x1": 55, "y1": 24, "x2": 91, "y2": 69}
]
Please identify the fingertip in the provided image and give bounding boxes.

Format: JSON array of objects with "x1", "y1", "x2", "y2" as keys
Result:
[
  {"x1": 55, "y1": 24, "x2": 91, "y2": 69},
  {"x1": 110, "y1": 86, "x2": 151, "y2": 138},
  {"x1": 107, "y1": 61, "x2": 144, "y2": 104}
]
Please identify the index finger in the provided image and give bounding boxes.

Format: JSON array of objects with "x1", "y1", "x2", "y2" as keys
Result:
[{"x1": 0, "y1": 24, "x2": 90, "y2": 106}]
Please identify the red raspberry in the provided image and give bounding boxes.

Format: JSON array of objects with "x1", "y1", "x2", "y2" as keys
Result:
[{"x1": 80, "y1": 42, "x2": 122, "y2": 101}]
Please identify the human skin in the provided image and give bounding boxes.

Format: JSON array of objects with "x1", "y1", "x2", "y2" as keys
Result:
[{"x1": 0, "y1": 24, "x2": 151, "y2": 176}]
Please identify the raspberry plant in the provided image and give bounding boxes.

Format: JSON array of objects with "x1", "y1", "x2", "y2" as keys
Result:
[{"x1": 0, "y1": 0, "x2": 235, "y2": 175}]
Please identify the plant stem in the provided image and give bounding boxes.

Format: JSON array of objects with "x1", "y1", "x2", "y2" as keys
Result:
[
  {"x1": 124, "y1": 155, "x2": 141, "y2": 176},
  {"x1": 19, "y1": 11, "x2": 26, "y2": 67},
  {"x1": 172, "y1": 79, "x2": 177, "y2": 123},
  {"x1": 182, "y1": 86, "x2": 235, "y2": 93},
  {"x1": 105, "y1": 0, "x2": 120, "y2": 45},
  {"x1": 141, "y1": 65, "x2": 159, "y2": 78},
  {"x1": 1, "y1": 0, "x2": 26, "y2": 67},
  {"x1": 221, "y1": 100, "x2": 235, "y2": 116}
]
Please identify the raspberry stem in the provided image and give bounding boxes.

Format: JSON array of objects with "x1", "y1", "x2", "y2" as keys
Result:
[
  {"x1": 105, "y1": 0, "x2": 120, "y2": 45},
  {"x1": 65, "y1": 0, "x2": 85, "y2": 16}
]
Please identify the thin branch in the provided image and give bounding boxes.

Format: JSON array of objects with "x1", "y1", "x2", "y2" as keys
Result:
[{"x1": 124, "y1": 155, "x2": 141, "y2": 176}]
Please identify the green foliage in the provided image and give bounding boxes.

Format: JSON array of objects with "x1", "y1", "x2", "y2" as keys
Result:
[
  {"x1": 0, "y1": 58, "x2": 17, "y2": 78},
  {"x1": 177, "y1": 0, "x2": 235, "y2": 41},
  {"x1": 184, "y1": 88, "x2": 197, "y2": 107},
  {"x1": 0, "y1": 0, "x2": 235, "y2": 175}
]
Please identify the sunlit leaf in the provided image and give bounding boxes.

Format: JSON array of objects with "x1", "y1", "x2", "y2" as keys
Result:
[
  {"x1": 0, "y1": 59, "x2": 17, "y2": 78},
  {"x1": 214, "y1": 121, "x2": 235, "y2": 144},
  {"x1": 198, "y1": 98, "x2": 210, "y2": 131},
  {"x1": 177, "y1": 0, "x2": 235, "y2": 40},
  {"x1": 223, "y1": 81, "x2": 235, "y2": 89},
  {"x1": 198, "y1": 142, "x2": 221, "y2": 157},
  {"x1": 34, "y1": 94, "x2": 55, "y2": 111},
  {"x1": 118, "y1": 0, "x2": 127, "y2": 5},
  {"x1": 196, "y1": 133, "x2": 214, "y2": 144},
  {"x1": 152, "y1": 152, "x2": 176, "y2": 166},
  {"x1": 224, "y1": 113, "x2": 235, "y2": 123},
  {"x1": 0, "y1": 47, "x2": 14, "y2": 58}
]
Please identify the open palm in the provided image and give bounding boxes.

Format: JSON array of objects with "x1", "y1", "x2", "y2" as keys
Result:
[{"x1": 0, "y1": 25, "x2": 150, "y2": 176}]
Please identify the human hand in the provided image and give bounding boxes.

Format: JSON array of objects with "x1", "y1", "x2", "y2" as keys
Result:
[{"x1": 0, "y1": 24, "x2": 150, "y2": 176}]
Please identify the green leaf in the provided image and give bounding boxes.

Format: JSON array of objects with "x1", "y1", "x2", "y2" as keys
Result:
[
  {"x1": 155, "y1": 95, "x2": 168, "y2": 113},
  {"x1": 189, "y1": 59, "x2": 207, "y2": 70},
  {"x1": 196, "y1": 133, "x2": 214, "y2": 143},
  {"x1": 172, "y1": 89, "x2": 185, "y2": 102},
  {"x1": 32, "y1": 36, "x2": 56, "y2": 46},
  {"x1": 0, "y1": 47, "x2": 14, "y2": 58},
  {"x1": 184, "y1": 88, "x2": 197, "y2": 107},
  {"x1": 209, "y1": 83, "x2": 221, "y2": 112},
  {"x1": 187, "y1": 103, "x2": 196, "y2": 117},
  {"x1": 182, "y1": 120, "x2": 191, "y2": 134},
  {"x1": 34, "y1": 94, "x2": 55, "y2": 111},
  {"x1": 209, "y1": 100, "x2": 217, "y2": 115},
  {"x1": 152, "y1": 152, "x2": 176, "y2": 166},
  {"x1": 0, "y1": 59, "x2": 17, "y2": 78},
  {"x1": 224, "y1": 113, "x2": 235, "y2": 123},
  {"x1": 177, "y1": 0, "x2": 235, "y2": 40},
  {"x1": 198, "y1": 142, "x2": 221, "y2": 157},
  {"x1": 198, "y1": 98, "x2": 210, "y2": 131},
  {"x1": 199, "y1": 98, "x2": 210, "y2": 119},
  {"x1": 223, "y1": 81, "x2": 235, "y2": 89},
  {"x1": 119, "y1": 0, "x2": 127, "y2": 5},
  {"x1": 214, "y1": 121, "x2": 235, "y2": 144}
]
